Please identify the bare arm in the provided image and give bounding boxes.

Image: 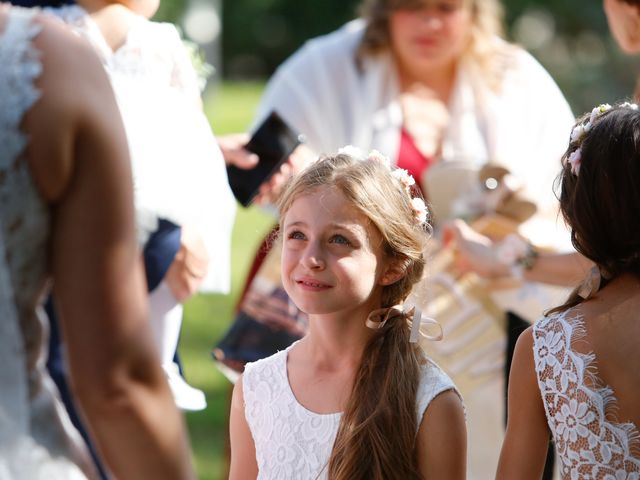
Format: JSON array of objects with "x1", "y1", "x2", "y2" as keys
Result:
[
  {"x1": 416, "y1": 389, "x2": 467, "y2": 480},
  {"x1": 444, "y1": 219, "x2": 593, "y2": 287},
  {"x1": 27, "y1": 18, "x2": 194, "y2": 479},
  {"x1": 229, "y1": 376, "x2": 259, "y2": 479},
  {"x1": 496, "y1": 327, "x2": 550, "y2": 479}
]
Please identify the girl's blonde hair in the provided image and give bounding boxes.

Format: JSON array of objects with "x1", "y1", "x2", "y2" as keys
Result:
[
  {"x1": 278, "y1": 153, "x2": 430, "y2": 479},
  {"x1": 357, "y1": 0, "x2": 514, "y2": 92}
]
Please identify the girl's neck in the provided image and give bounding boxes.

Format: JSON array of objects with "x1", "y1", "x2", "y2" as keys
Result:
[{"x1": 300, "y1": 312, "x2": 376, "y2": 370}]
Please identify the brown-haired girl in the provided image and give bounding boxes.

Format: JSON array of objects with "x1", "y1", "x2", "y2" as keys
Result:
[
  {"x1": 497, "y1": 103, "x2": 640, "y2": 478},
  {"x1": 229, "y1": 150, "x2": 466, "y2": 479}
]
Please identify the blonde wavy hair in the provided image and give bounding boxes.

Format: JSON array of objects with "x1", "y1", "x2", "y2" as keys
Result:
[
  {"x1": 357, "y1": 0, "x2": 515, "y2": 92},
  {"x1": 278, "y1": 153, "x2": 431, "y2": 479}
]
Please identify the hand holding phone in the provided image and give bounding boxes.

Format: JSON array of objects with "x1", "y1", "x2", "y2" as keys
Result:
[{"x1": 226, "y1": 112, "x2": 304, "y2": 207}]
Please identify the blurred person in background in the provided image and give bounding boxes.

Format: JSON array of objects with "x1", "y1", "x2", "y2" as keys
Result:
[
  {"x1": 0, "y1": 4, "x2": 194, "y2": 478},
  {"x1": 444, "y1": 0, "x2": 640, "y2": 310}
]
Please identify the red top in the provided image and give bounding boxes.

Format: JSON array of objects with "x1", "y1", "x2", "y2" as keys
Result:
[{"x1": 396, "y1": 128, "x2": 433, "y2": 197}]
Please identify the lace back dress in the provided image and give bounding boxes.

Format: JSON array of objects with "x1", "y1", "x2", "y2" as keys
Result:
[
  {"x1": 533, "y1": 311, "x2": 640, "y2": 479},
  {"x1": 0, "y1": 7, "x2": 94, "y2": 479}
]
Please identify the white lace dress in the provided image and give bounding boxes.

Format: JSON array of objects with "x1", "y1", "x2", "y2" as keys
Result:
[
  {"x1": 46, "y1": 5, "x2": 236, "y2": 293},
  {"x1": 533, "y1": 310, "x2": 640, "y2": 479},
  {"x1": 0, "y1": 7, "x2": 96, "y2": 479},
  {"x1": 243, "y1": 343, "x2": 459, "y2": 479}
]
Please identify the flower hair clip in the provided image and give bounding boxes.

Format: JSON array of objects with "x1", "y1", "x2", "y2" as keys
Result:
[
  {"x1": 337, "y1": 146, "x2": 430, "y2": 226},
  {"x1": 566, "y1": 103, "x2": 628, "y2": 177},
  {"x1": 568, "y1": 148, "x2": 582, "y2": 176},
  {"x1": 570, "y1": 103, "x2": 612, "y2": 145}
]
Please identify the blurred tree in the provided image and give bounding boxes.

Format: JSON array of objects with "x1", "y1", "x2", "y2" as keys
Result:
[
  {"x1": 154, "y1": 0, "x2": 188, "y2": 25},
  {"x1": 221, "y1": 0, "x2": 360, "y2": 78}
]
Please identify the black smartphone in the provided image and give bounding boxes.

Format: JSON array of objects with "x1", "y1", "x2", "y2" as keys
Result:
[{"x1": 226, "y1": 112, "x2": 304, "y2": 207}]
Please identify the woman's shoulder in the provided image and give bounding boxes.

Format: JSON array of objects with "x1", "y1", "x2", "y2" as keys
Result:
[{"x1": 494, "y1": 40, "x2": 562, "y2": 88}]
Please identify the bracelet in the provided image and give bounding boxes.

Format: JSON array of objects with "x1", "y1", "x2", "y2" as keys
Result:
[
  {"x1": 516, "y1": 241, "x2": 539, "y2": 270},
  {"x1": 495, "y1": 234, "x2": 538, "y2": 279}
]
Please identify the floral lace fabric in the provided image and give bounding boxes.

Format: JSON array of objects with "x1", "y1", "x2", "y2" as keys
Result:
[
  {"x1": 0, "y1": 8, "x2": 93, "y2": 479},
  {"x1": 533, "y1": 311, "x2": 640, "y2": 479},
  {"x1": 243, "y1": 344, "x2": 458, "y2": 479}
]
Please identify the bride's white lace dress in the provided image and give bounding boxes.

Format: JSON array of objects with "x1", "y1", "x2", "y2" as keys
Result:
[
  {"x1": 0, "y1": 7, "x2": 96, "y2": 479},
  {"x1": 533, "y1": 310, "x2": 640, "y2": 479}
]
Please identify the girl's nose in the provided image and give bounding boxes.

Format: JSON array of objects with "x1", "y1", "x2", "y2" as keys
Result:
[{"x1": 302, "y1": 243, "x2": 325, "y2": 270}]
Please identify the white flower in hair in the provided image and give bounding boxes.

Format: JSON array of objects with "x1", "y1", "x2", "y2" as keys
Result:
[
  {"x1": 568, "y1": 148, "x2": 582, "y2": 176},
  {"x1": 367, "y1": 149, "x2": 391, "y2": 168},
  {"x1": 589, "y1": 103, "x2": 612, "y2": 124},
  {"x1": 338, "y1": 145, "x2": 366, "y2": 160},
  {"x1": 570, "y1": 124, "x2": 586, "y2": 143},
  {"x1": 621, "y1": 101, "x2": 639, "y2": 110},
  {"x1": 391, "y1": 168, "x2": 416, "y2": 189},
  {"x1": 411, "y1": 197, "x2": 428, "y2": 225}
]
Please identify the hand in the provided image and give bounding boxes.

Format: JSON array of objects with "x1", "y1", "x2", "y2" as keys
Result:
[
  {"x1": 442, "y1": 220, "x2": 510, "y2": 278},
  {"x1": 254, "y1": 144, "x2": 316, "y2": 205},
  {"x1": 164, "y1": 226, "x2": 209, "y2": 301},
  {"x1": 218, "y1": 133, "x2": 259, "y2": 169}
]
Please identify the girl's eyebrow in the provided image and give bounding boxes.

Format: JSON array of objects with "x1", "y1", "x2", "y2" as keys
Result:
[
  {"x1": 285, "y1": 220, "x2": 367, "y2": 236},
  {"x1": 285, "y1": 220, "x2": 307, "y2": 228}
]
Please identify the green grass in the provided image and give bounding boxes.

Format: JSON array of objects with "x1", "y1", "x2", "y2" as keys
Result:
[{"x1": 179, "y1": 81, "x2": 273, "y2": 480}]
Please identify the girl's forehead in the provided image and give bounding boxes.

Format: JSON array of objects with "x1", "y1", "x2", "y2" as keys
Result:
[{"x1": 285, "y1": 187, "x2": 376, "y2": 230}]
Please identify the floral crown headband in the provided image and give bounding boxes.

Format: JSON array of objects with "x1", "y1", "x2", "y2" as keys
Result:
[
  {"x1": 568, "y1": 102, "x2": 639, "y2": 176},
  {"x1": 337, "y1": 145, "x2": 429, "y2": 226}
]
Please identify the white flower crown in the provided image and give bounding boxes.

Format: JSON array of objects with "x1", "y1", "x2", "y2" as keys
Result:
[
  {"x1": 337, "y1": 146, "x2": 429, "y2": 225},
  {"x1": 568, "y1": 102, "x2": 638, "y2": 175}
]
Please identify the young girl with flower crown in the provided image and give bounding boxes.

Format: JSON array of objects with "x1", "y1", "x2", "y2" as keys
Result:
[
  {"x1": 229, "y1": 149, "x2": 466, "y2": 479},
  {"x1": 496, "y1": 102, "x2": 640, "y2": 478}
]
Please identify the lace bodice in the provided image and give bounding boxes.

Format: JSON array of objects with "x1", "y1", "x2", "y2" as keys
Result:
[
  {"x1": 243, "y1": 344, "x2": 458, "y2": 479},
  {"x1": 0, "y1": 7, "x2": 94, "y2": 479},
  {"x1": 533, "y1": 311, "x2": 640, "y2": 479}
]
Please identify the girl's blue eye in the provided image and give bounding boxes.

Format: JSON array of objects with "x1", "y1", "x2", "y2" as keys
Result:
[
  {"x1": 330, "y1": 234, "x2": 351, "y2": 245},
  {"x1": 288, "y1": 230, "x2": 306, "y2": 240}
]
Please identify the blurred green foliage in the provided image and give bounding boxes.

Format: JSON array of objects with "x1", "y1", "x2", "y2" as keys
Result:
[
  {"x1": 218, "y1": 0, "x2": 638, "y2": 112},
  {"x1": 155, "y1": 0, "x2": 639, "y2": 113},
  {"x1": 221, "y1": 0, "x2": 360, "y2": 78}
]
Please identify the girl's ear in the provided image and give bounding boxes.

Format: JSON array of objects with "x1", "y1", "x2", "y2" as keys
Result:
[{"x1": 379, "y1": 259, "x2": 406, "y2": 286}]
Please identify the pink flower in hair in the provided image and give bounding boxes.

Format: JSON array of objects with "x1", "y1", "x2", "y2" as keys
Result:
[
  {"x1": 568, "y1": 148, "x2": 582, "y2": 176},
  {"x1": 367, "y1": 149, "x2": 391, "y2": 168},
  {"x1": 411, "y1": 197, "x2": 428, "y2": 225},
  {"x1": 391, "y1": 168, "x2": 416, "y2": 189},
  {"x1": 570, "y1": 124, "x2": 586, "y2": 143}
]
